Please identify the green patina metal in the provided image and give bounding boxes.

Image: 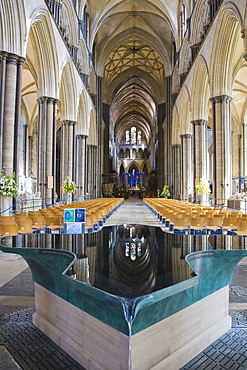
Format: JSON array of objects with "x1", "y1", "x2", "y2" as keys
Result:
[{"x1": 1, "y1": 244, "x2": 247, "y2": 336}]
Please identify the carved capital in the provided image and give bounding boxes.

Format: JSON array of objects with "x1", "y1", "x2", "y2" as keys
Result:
[
  {"x1": 191, "y1": 119, "x2": 208, "y2": 126},
  {"x1": 210, "y1": 95, "x2": 232, "y2": 103}
]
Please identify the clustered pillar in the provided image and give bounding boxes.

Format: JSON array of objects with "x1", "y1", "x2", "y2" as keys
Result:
[
  {"x1": 180, "y1": 134, "x2": 193, "y2": 200},
  {"x1": 171, "y1": 144, "x2": 181, "y2": 199},
  {"x1": 242, "y1": 123, "x2": 247, "y2": 191},
  {"x1": 192, "y1": 119, "x2": 208, "y2": 186},
  {"x1": 61, "y1": 120, "x2": 76, "y2": 194},
  {"x1": 210, "y1": 95, "x2": 232, "y2": 205},
  {"x1": 75, "y1": 134, "x2": 87, "y2": 197},
  {"x1": 37, "y1": 97, "x2": 58, "y2": 203},
  {"x1": 0, "y1": 52, "x2": 25, "y2": 175}
]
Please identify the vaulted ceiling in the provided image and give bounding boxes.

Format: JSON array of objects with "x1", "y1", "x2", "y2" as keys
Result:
[{"x1": 88, "y1": 0, "x2": 178, "y2": 143}]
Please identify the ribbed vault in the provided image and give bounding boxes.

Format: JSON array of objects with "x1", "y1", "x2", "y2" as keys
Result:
[{"x1": 111, "y1": 76, "x2": 156, "y2": 144}]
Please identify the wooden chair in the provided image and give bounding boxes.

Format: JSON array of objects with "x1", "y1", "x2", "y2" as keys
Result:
[
  {"x1": 85, "y1": 215, "x2": 93, "y2": 231},
  {"x1": 222, "y1": 217, "x2": 238, "y2": 232},
  {"x1": 28, "y1": 211, "x2": 40, "y2": 218},
  {"x1": 44, "y1": 215, "x2": 62, "y2": 230},
  {"x1": 15, "y1": 219, "x2": 33, "y2": 234},
  {"x1": 237, "y1": 220, "x2": 247, "y2": 236},
  {"x1": 190, "y1": 217, "x2": 206, "y2": 232},
  {"x1": 14, "y1": 213, "x2": 28, "y2": 219},
  {"x1": 0, "y1": 222, "x2": 19, "y2": 237},
  {"x1": 14, "y1": 213, "x2": 29, "y2": 224},
  {"x1": 0, "y1": 216, "x2": 15, "y2": 224},
  {"x1": 206, "y1": 217, "x2": 223, "y2": 232},
  {"x1": 29, "y1": 215, "x2": 46, "y2": 229},
  {"x1": 172, "y1": 217, "x2": 190, "y2": 232}
]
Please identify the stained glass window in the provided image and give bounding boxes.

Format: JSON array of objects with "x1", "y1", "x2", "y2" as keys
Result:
[
  {"x1": 126, "y1": 130, "x2": 130, "y2": 144},
  {"x1": 131, "y1": 126, "x2": 136, "y2": 144},
  {"x1": 137, "y1": 130, "x2": 141, "y2": 144},
  {"x1": 122, "y1": 172, "x2": 125, "y2": 187},
  {"x1": 130, "y1": 243, "x2": 136, "y2": 261}
]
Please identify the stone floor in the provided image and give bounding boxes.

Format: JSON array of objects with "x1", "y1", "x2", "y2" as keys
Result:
[{"x1": 0, "y1": 197, "x2": 247, "y2": 369}]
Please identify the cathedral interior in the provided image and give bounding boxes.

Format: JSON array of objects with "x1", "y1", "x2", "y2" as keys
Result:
[
  {"x1": 1, "y1": 0, "x2": 247, "y2": 205},
  {"x1": 1, "y1": 1, "x2": 247, "y2": 369}
]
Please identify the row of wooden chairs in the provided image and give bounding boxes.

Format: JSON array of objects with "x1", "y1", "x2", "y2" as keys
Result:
[
  {"x1": 144, "y1": 198, "x2": 247, "y2": 235},
  {"x1": 0, "y1": 198, "x2": 124, "y2": 237},
  {"x1": 46, "y1": 197, "x2": 123, "y2": 231}
]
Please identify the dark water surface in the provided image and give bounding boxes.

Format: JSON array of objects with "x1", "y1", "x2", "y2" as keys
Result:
[{"x1": 1, "y1": 225, "x2": 246, "y2": 298}]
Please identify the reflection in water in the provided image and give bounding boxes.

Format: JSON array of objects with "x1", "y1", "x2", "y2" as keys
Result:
[
  {"x1": 108, "y1": 225, "x2": 155, "y2": 297},
  {"x1": 1, "y1": 225, "x2": 247, "y2": 299}
]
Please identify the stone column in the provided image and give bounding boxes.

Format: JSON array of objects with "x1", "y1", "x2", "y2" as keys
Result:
[
  {"x1": 0, "y1": 52, "x2": 7, "y2": 167},
  {"x1": 75, "y1": 134, "x2": 87, "y2": 197},
  {"x1": 0, "y1": 52, "x2": 25, "y2": 174},
  {"x1": 68, "y1": 121, "x2": 75, "y2": 178},
  {"x1": 164, "y1": 76, "x2": 172, "y2": 187},
  {"x1": 61, "y1": 121, "x2": 68, "y2": 185},
  {"x1": 171, "y1": 144, "x2": 181, "y2": 199},
  {"x1": 102, "y1": 103, "x2": 110, "y2": 176},
  {"x1": 87, "y1": 145, "x2": 97, "y2": 197},
  {"x1": 86, "y1": 145, "x2": 91, "y2": 195},
  {"x1": 96, "y1": 76, "x2": 103, "y2": 197},
  {"x1": 210, "y1": 95, "x2": 232, "y2": 205},
  {"x1": 238, "y1": 134, "x2": 242, "y2": 192},
  {"x1": 192, "y1": 119, "x2": 208, "y2": 188},
  {"x1": 180, "y1": 134, "x2": 193, "y2": 200},
  {"x1": 37, "y1": 97, "x2": 58, "y2": 203},
  {"x1": 14, "y1": 57, "x2": 25, "y2": 183},
  {"x1": 61, "y1": 120, "x2": 76, "y2": 183},
  {"x1": 157, "y1": 103, "x2": 166, "y2": 190},
  {"x1": 242, "y1": 123, "x2": 247, "y2": 191}
]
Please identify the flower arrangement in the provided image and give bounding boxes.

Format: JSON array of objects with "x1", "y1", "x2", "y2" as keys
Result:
[
  {"x1": 160, "y1": 185, "x2": 170, "y2": 198},
  {"x1": 0, "y1": 170, "x2": 18, "y2": 197},
  {"x1": 61, "y1": 176, "x2": 77, "y2": 194},
  {"x1": 195, "y1": 178, "x2": 210, "y2": 195}
]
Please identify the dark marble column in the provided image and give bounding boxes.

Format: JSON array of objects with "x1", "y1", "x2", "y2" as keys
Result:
[
  {"x1": 75, "y1": 134, "x2": 87, "y2": 197},
  {"x1": 37, "y1": 97, "x2": 58, "y2": 203},
  {"x1": 96, "y1": 76, "x2": 103, "y2": 197},
  {"x1": 180, "y1": 134, "x2": 193, "y2": 200},
  {"x1": 171, "y1": 144, "x2": 181, "y2": 199},
  {"x1": 157, "y1": 103, "x2": 166, "y2": 190},
  {"x1": 192, "y1": 119, "x2": 208, "y2": 190},
  {"x1": 61, "y1": 120, "x2": 76, "y2": 192},
  {"x1": 102, "y1": 103, "x2": 110, "y2": 176},
  {"x1": 0, "y1": 52, "x2": 25, "y2": 174},
  {"x1": 242, "y1": 122, "x2": 247, "y2": 191},
  {"x1": 210, "y1": 95, "x2": 232, "y2": 205}
]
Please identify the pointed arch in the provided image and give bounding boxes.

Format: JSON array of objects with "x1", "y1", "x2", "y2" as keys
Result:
[
  {"x1": 210, "y1": 5, "x2": 243, "y2": 96},
  {"x1": 59, "y1": 60, "x2": 78, "y2": 121},
  {"x1": 191, "y1": 56, "x2": 210, "y2": 120},
  {"x1": 172, "y1": 104, "x2": 180, "y2": 145},
  {"x1": 87, "y1": 107, "x2": 97, "y2": 145},
  {"x1": 127, "y1": 161, "x2": 140, "y2": 173},
  {"x1": 29, "y1": 10, "x2": 59, "y2": 98},
  {"x1": 0, "y1": 0, "x2": 26, "y2": 55},
  {"x1": 178, "y1": 85, "x2": 192, "y2": 134},
  {"x1": 76, "y1": 90, "x2": 90, "y2": 135}
]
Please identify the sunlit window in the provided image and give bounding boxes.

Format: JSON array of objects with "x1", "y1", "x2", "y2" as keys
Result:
[
  {"x1": 125, "y1": 127, "x2": 142, "y2": 144},
  {"x1": 137, "y1": 130, "x2": 142, "y2": 144},
  {"x1": 131, "y1": 126, "x2": 136, "y2": 144},
  {"x1": 126, "y1": 130, "x2": 130, "y2": 144}
]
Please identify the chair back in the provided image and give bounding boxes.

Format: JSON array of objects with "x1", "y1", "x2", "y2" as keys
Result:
[{"x1": 0, "y1": 222, "x2": 19, "y2": 236}]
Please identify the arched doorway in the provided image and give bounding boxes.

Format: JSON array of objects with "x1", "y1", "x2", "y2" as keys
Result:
[{"x1": 127, "y1": 163, "x2": 140, "y2": 197}]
